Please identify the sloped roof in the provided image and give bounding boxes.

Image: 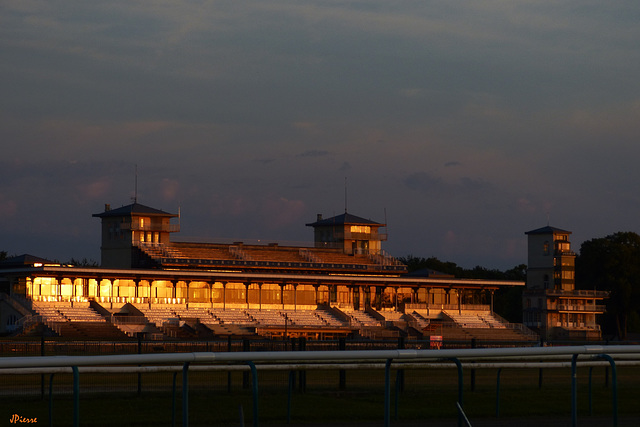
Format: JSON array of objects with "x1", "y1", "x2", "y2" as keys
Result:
[
  {"x1": 525, "y1": 225, "x2": 572, "y2": 235},
  {"x1": 93, "y1": 202, "x2": 177, "y2": 218},
  {"x1": 306, "y1": 212, "x2": 384, "y2": 227},
  {"x1": 0, "y1": 254, "x2": 56, "y2": 268}
]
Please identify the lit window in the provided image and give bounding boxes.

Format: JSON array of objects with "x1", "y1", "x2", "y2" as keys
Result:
[{"x1": 350, "y1": 225, "x2": 370, "y2": 234}]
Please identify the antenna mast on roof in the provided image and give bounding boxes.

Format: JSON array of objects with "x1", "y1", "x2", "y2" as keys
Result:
[
  {"x1": 344, "y1": 176, "x2": 348, "y2": 213},
  {"x1": 132, "y1": 164, "x2": 138, "y2": 204}
]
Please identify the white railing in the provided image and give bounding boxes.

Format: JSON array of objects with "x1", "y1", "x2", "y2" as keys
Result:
[
  {"x1": 2, "y1": 345, "x2": 638, "y2": 427},
  {"x1": 3, "y1": 345, "x2": 640, "y2": 369}
]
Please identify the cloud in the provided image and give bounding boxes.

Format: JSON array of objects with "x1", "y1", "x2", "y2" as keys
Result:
[
  {"x1": 3, "y1": 1, "x2": 640, "y2": 269},
  {"x1": 403, "y1": 172, "x2": 444, "y2": 194},
  {"x1": 298, "y1": 150, "x2": 330, "y2": 158},
  {"x1": 0, "y1": 195, "x2": 18, "y2": 219},
  {"x1": 261, "y1": 196, "x2": 307, "y2": 229},
  {"x1": 339, "y1": 162, "x2": 351, "y2": 172}
]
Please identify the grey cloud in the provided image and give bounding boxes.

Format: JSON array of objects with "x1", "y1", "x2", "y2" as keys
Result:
[
  {"x1": 298, "y1": 150, "x2": 330, "y2": 158},
  {"x1": 3, "y1": 1, "x2": 640, "y2": 270}
]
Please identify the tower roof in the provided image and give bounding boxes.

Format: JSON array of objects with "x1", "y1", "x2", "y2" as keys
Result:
[
  {"x1": 92, "y1": 202, "x2": 177, "y2": 218},
  {"x1": 306, "y1": 212, "x2": 384, "y2": 227},
  {"x1": 525, "y1": 225, "x2": 572, "y2": 235}
]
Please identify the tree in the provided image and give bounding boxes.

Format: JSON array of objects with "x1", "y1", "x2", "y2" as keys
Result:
[
  {"x1": 68, "y1": 258, "x2": 99, "y2": 267},
  {"x1": 398, "y1": 255, "x2": 526, "y2": 322},
  {"x1": 576, "y1": 232, "x2": 640, "y2": 340}
]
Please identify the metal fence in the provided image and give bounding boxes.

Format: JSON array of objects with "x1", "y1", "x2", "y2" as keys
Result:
[{"x1": 2, "y1": 345, "x2": 640, "y2": 427}]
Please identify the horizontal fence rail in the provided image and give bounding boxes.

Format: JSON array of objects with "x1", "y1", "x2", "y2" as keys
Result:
[{"x1": 2, "y1": 345, "x2": 640, "y2": 368}]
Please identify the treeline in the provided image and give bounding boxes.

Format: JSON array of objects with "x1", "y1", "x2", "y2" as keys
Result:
[
  {"x1": 398, "y1": 255, "x2": 526, "y2": 323},
  {"x1": 399, "y1": 255, "x2": 527, "y2": 281},
  {"x1": 576, "y1": 231, "x2": 640, "y2": 340}
]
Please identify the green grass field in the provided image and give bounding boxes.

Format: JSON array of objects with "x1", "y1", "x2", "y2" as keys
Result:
[{"x1": 2, "y1": 365, "x2": 638, "y2": 426}]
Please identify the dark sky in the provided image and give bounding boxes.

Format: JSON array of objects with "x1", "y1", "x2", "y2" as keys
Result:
[{"x1": 2, "y1": 1, "x2": 640, "y2": 269}]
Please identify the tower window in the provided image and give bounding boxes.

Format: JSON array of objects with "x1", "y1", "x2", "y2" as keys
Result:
[
  {"x1": 543, "y1": 241, "x2": 549, "y2": 255},
  {"x1": 350, "y1": 225, "x2": 371, "y2": 234}
]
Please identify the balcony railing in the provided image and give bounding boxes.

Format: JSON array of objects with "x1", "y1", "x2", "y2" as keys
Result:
[
  {"x1": 328, "y1": 231, "x2": 388, "y2": 241},
  {"x1": 545, "y1": 289, "x2": 609, "y2": 298},
  {"x1": 120, "y1": 223, "x2": 180, "y2": 232},
  {"x1": 555, "y1": 304, "x2": 607, "y2": 312}
]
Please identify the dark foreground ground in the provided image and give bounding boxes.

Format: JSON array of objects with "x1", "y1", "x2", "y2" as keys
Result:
[{"x1": 224, "y1": 415, "x2": 637, "y2": 427}]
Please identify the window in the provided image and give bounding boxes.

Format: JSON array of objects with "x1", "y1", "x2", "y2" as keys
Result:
[
  {"x1": 139, "y1": 217, "x2": 150, "y2": 230},
  {"x1": 350, "y1": 225, "x2": 370, "y2": 234},
  {"x1": 543, "y1": 241, "x2": 549, "y2": 255}
]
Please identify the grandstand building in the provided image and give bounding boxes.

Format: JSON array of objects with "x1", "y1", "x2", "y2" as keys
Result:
[
  {"x1": 0, "y1": 201, "x2": 534, "y2": 343},
  {"x1": 523, "y1": 226, "x2": 608, "y2": 341}
]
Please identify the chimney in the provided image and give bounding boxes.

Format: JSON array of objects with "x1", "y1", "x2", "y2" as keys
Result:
[
  {"x1": 105, "y1": 204, "x2": 111, "y2": 212},
  {"x1": 317, "y1": 214, "x2": 323, "y2": 221}
]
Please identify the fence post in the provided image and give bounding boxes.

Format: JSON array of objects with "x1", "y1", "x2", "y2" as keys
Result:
[
  {"x1": 287, "y1": 370, "x2": 294, "y2": 424},
  {"x1": 397, "y1": 336, "x2": 405, "y2": 393},
  {"x1": 538, "y1": 367, "x2": 543, "y2": 389},
  {"x1": 171, "y1": 372, "x2": 178, "y2": 427},
  {"x1": 72, "y1": 366, "x2": 80, "y2": 427},
  {"x1": 48, "y1": 373, "x2": 55, "y2": 427},
  {"x1": 298, "y1": 337, "x2": 306, "y2": 392},
  {"x1": 137, "y1": 333, "x2": 142, "y2": 395},
  {"x1": 245, "y1": 361, "x2": 259, "y2": 427},
  {"x1": 495, "y1": 368, "x2": 502, "y2": 418},
  {"x1": 588, "y1": 366, "x2": 593, "y2": 416},
  {"x1": 448, "y1": 358, "x2": 464, "y2": 427},
  {"x1": 242, "y1": 340, "x2": 250, "y2": 389},
  {"x1": 339, "y1": 338, "x2": 346, "y2": 390},
  {"x1": 227, "y1": 336, "x2": 233, "y2": 393},
  {"x1": 384, "y1": 358, "x2": 393, "y2": 427},
  {"x1": 470, "y1": 339, "x2": 476, "y2": 392},
  {"x1": 41, "y1": 335, "x2": 45, "y2": 400},
  {"x1": 571, "y1": 354, "x2": 579, "y2": 427},
  {"x1": 183, "y1": 362, "x2": 190, "y2": 427},
  {"x1": 597, "y1": 354, "x2": 618, "y2": 427}
]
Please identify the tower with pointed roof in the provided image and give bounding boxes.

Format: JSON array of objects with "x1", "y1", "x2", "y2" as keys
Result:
[
  {"x1": 524, "y1": 225, "x2": 607, "y2": 341},
  {"x1": 93, "y1": 202, "x2": 179, "y2": 268},
  {"x1": 306, "y1": 212, "x2": 387, "y2": 255}
]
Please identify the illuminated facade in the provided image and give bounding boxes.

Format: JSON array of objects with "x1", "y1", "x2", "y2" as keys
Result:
[
  {"x1": 0, "y1": 202, "x2": 528, "y2": 339},
  {"x1": 523, "y1": 226, "x2": 608, "y2": 341}
]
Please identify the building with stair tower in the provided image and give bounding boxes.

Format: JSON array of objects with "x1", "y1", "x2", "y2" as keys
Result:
[
  {"x1": 0, "y1": 200, "x2": 531, "y2": 342},
  {"x1": 306, "y1": 212, "x2": 386, "y2": 256},
  {"x1": 93, "y1": 203, "x2": 180, "y2": 269},
  {"x1": 523, "y1": 226, "x2": 608, "y2": 341}
]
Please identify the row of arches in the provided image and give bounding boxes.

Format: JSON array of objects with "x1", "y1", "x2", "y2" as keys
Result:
[{"x1": 23, "y1": 276, "x2": 493, "y2": 310}]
